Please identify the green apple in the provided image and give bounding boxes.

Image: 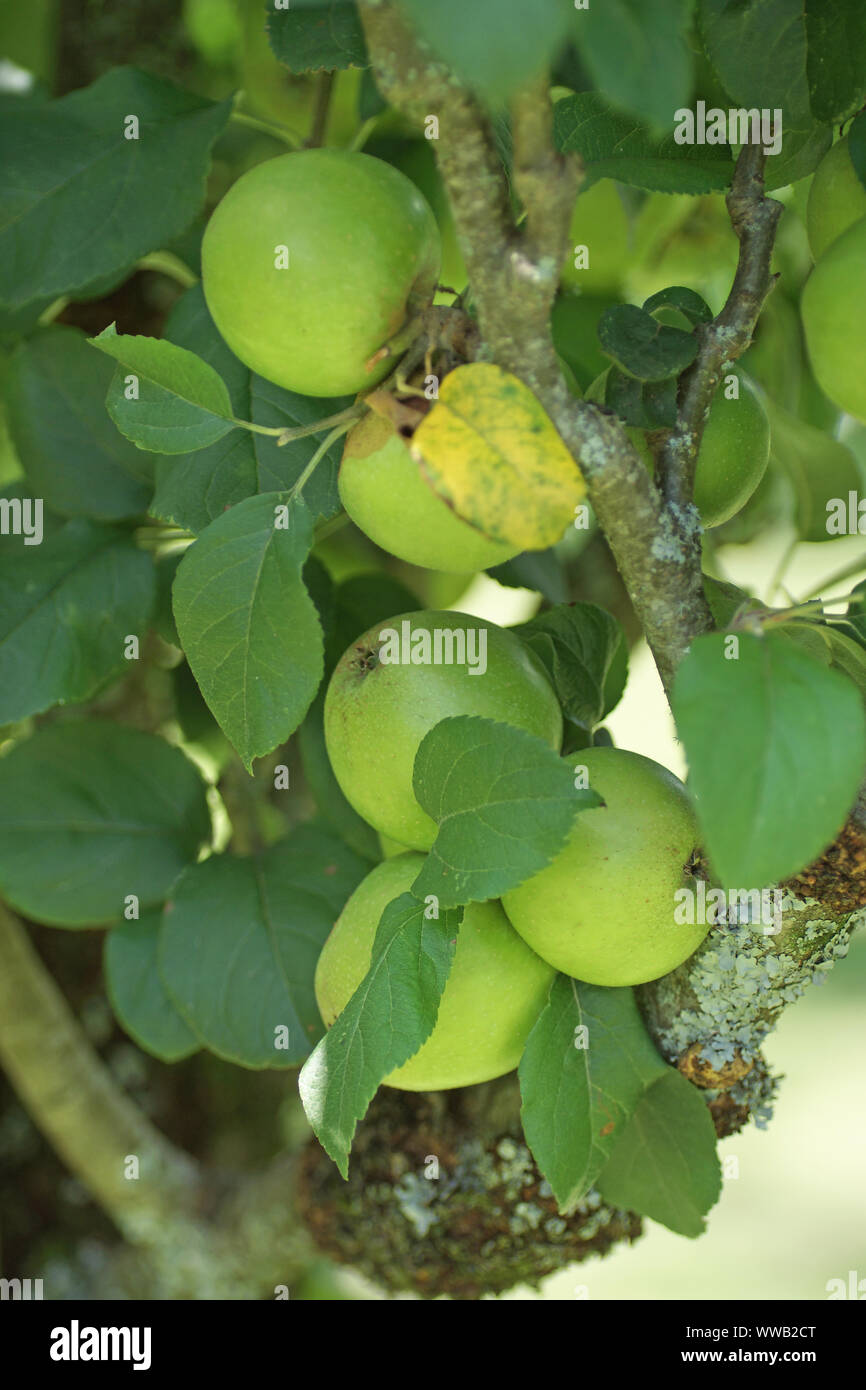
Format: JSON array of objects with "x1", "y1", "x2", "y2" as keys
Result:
[
  {"x1": 502, "y1": 747, "x2": 705, "y2": 986},
  {"x1": 368, "y1": 138, "x2": 467, "y2": 300},
  {"x1": 694, "y1": 371, "x2": 771, "y2": 528},
  {"x1": 802, "y1": 218, "x2": 866, "y2": 422},
  {"x1": 324, "y1": 610, "x2": 563, "y2": 849},
  {"x1": 806, "y1": 136, "x2": 866, "y2": 262},
  {"x1": 201, "y1": 150, "x2": 441, "y2": 397},
  {"x1": 561, "y1": 179, "x2": 630, "y2": 293},
  {"x1": 315, "y1": 854, "x2": 555, "y2": 1090},
  {"x1": 339, "y1": 410, "x2": 521, "y2": 573}
]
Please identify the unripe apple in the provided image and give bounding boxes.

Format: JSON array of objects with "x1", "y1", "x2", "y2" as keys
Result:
[
  {"x1": 324, "y1": 610, "x2": 563, "y2": 849},
  {"x1": 806, "y1": 136, "x2": 866, "y2": 261},
  {"x1": 801, "y1": 218, "x2": 866, "y2": 422},
  {"x1": 315, "y1": 854, "x2": 555, "y2": 1090},
  {"x1": 561, "y1": 180, "x2": 630, "y2": 293},
  {"x1": 338, "y1": 410, "x2": 521, "y2": 573},
  {"x1": 502, "y1": 747, "x2": 705, "y2": 986},
  {"x1": 201, "y1": 150, "x2": 441, "y2": 397},
  {"x1": 694, "y1": 372, "x2": 771, "y2": 528}
]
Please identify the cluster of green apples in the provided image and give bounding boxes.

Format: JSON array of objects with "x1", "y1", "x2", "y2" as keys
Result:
[
  {"x1": 202, "y1": 146, "x2": 529, "y2": 575},
  {"x1": 317, "y1": 610, "x2": 707, "y2": 1091},
  {"x1": 802, "y1": 135, "x2": 866, "y2": 422}
]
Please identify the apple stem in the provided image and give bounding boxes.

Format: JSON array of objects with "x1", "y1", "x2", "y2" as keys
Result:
[
  {"x1": 275, "y1": 404, "x2": 366, "y2": 446},
  {"x1": 289, "y1": 421, "x2": 355, "y2": 500}
]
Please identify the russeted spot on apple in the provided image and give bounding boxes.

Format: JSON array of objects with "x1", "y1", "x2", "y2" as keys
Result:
[
  {"x1": 201, "y1": 149, "x2": 441, "y2": 397},
  {"x1": 502, "y1": 746, "x2": 707, "y2": 987},
  {"x1": 339, "y1": 409, "x2": 521, "y2": 573},
  {"x1": 314, "y1": 854, "x2": 555, "y2": 1091},
  {"x1": 323, "y1": 610, "x2": 563, "y2": 850}
]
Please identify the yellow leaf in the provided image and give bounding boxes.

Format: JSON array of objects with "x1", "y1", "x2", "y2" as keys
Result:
[{"x1": 410, "y1": 363, "x2": 585, "y2": 550}]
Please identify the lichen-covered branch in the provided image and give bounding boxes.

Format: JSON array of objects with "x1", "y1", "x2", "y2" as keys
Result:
[
  {"x1": 639, "y1": 888, "x2": 863, "y2": 1135},
  {"x1": 359, "y1": 1, "x2": 715, "y2": 696},
  {"x1": 658, "y1": 144, "x2": 783, "y2": 511}
]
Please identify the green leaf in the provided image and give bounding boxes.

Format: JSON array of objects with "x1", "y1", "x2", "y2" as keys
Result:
[
  {"x1": 849, "y1": 112, "x2": 866, "y2": 193},
  {"x1": 598, "y1": 304, "x2": 697, "y2": 382},
  {"x1": 605, "y1": 368, "x2": 678, "y2": 430},
  {"x1": 515, "y1": 602, "x2": 628, "y2": 729},
  {"x1": 0, "y1": 519, "x2": 156, "y2": 723},
  {"x1": 297, "y1": 690, "x2": 381, "y2": 861},
  {"x1": 401, "y1": 0, "x2": 570, "y2": 104},
  {"x1": 411, "y1": 716, "x2": 596, "y2": 907},
  {"x1": 702, "y1": 575, "x2": 753, "y2": 629},
  {"x1": 328, "y1": 572, "x2": 422, "y2": 669},
  {"x1": 92, "y1": 325, "x2": 236, "y2": 454},
  {"x1": 266, "y1": 2, "x2": 368, "y2": 75},
  {"x1": 519, "y1": 976, "x2": 668, "y2": 1212},
  {"x1": 673, "y1": 632, "x2": 866, "y2": 887},
  {"x1": 596, "y1": 1070, "x2": 722, "y2": 1237},
  {"x1": 697, "y1": 0, "x2": 832, "y2": 188},
  {"x1": 104, "y1": 911, "x2": 200, "y2": 1062},
  {"x1": 299, "y1": 892, "x2": 459, "y2": 1177},
  {"x1": 0, "y1": 68, "x2": 231, "y2": 308},
  {"x1": 804, "y1": 0, "x2": 866, "y2": 125},
  {"x1": 572, "y1": 0, "x2": 692, "y2": 132},
  {"x1": 150, "y1": 285, "x2": 353, "y2": 527},
  {"x1": 172, "y1": 492, "x2": 323, "y2": 770},
  {"x1": 554, "y1": 92, "x2": 734, "y2": 195},
  {"x1": 643, "y1": 287, "x2": 713, "y2": 328},
  {"x1": 827, "y1": 634, "x2": 866, "y2": 707},
  {"x1": 159, "y1": 826, "x2": 369, "y2": 1067},
  {"x1": 846, "y1": 580, "x2": 866, "y2": 647},
  {"x1": 6, "y1": 327, "x2": 153, "y2": 519},
  {"x1": 149, "y1": 284, "x2": 257, "y2": 532},
  {"x1": 0, "y1": 722, "x2": 211, "y2": 927},
  {"x1": 487, "y1": 548, "x2": 568, "y2": 604}
]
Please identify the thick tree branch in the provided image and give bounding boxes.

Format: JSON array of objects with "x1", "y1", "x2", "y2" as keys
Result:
[
  {"x1": 658, "y1": 145, "x2": 783, "y2": 511},
  {"x1": 359, "y1": 1, "x2": 714, "y2": 695},
  {"x1": 0, "y1": 903, "x2": 201, "y2": 1236},
  {"x1": 0, "y1": 902, "x2": 316, "y2": 1296}
]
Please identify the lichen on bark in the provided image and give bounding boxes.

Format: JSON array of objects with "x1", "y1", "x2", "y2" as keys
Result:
[{"x1": 296, "y1": 1082, "x2": 641, "y2": 1298}]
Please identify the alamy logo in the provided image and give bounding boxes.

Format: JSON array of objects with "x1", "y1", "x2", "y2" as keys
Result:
[
  {"x1": 674, "y1": 101, "x2": 783, "y2": 157},
  {"x1": 826, "y1": 492, "x2": 866, "y2": 535},
  {"x1": 378, "y1": 619, "x2": 487, "y2": 675},
  {"x1": 49, "y1": 1321, "x2": 152, "y2": 1371},
  {"x1": 674, "y1": 882, "x2": 783, "y2": 934},
  {"x1": 0, "y1": 496, "x2": 43, "y2": 546},
  {"x1": 0, "y1": 1277, "x2": 43, "y2": 1299}
]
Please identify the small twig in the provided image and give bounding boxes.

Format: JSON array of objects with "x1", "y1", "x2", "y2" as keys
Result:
[
  {"x1": 306, "y1": 72, "x2": 335, "y2": 148},
  {"x1": 136, "y1": 251, "x2": 199, "y2": 289},
  {"x1": 275, "y1": 404, "x2": 365, "y2": 446},
  {"x1": 657, "y1": 145, "x2": 783, "y2": 511},
  {"x1": 231, "y1": 99, "x2": 301, "y2": 148},
  {"x1": 288, "y1": 422, "x2": 353, "y2": 495}
]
